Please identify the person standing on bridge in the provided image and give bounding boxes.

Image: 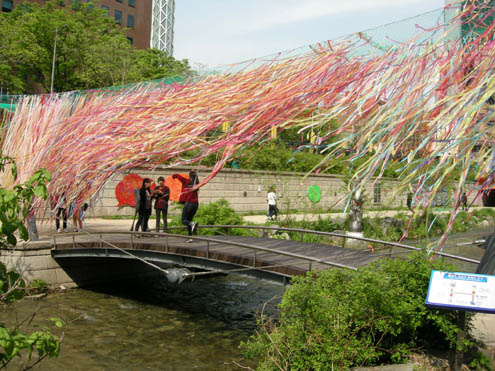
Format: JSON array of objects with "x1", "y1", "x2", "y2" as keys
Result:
[
  {"x1": 154, "y1": 176, "x2": 170, "y2": 233},
  {"x1": 135, "y1": 178, "x2": 153, "y2": 233},
  {"x1": 173, "y1": 171, "x2": 199, "y2": 243}
]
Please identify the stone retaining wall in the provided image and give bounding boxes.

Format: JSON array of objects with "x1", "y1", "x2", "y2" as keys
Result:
[
  {"x1": 0, "y1": 246, "x2": 157, "y2": 288},
  {"x1": 0, "y1": 247, "x2": 77, "y2": 288},
  {"x1": 93, "y1": 166, "x2": 413, "y2": 217}
]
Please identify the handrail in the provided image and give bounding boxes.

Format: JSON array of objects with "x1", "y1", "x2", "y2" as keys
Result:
[
  {"x1": 52, "y1": 231, "x2": 358, "y2": 271},
  {"x1": 51, "y1": 223, "x2": 481, "y2": 266},
  {"x1": 176, "y1": 224, "x2": 481, "y2": 265}
]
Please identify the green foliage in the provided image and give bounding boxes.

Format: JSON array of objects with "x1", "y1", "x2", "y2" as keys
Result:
[
  {"x1": 468, "y1": 350, "x2": 492, "y2": 370},
  {"x1": 0, "y1": 1, "x2": 191, "y2": 93},
  {"x1": 242, "y1": 252, "x2": 470, "y2": 369},
  {"x1": 169, "y1": 199, "x2": 256, "y2": 236},
  {"x1": 0, "y1": 155, "x2": 60, "y2": 369},
  {"x1": 0, "y1": 156, "x2": 50, "y2": 248},
  {"x1": 279, "y1": 216, "x2": 340, "y2": 243},
  {"x1": 27, "y1": 279, "x2": 47, "y2": 295},
  {"x1": 275, "y1": 207, "x2": 495, "y2": 246},
  {"x1": 0, "y1": 327, "x2": 60, "y2": 368},
  {"x1": 0, "y1": 263, "x2": 24, "y2": 303}
]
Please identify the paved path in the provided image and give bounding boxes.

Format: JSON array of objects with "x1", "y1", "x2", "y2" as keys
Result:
[{"x1": 243, "y1": 207, "x2": 486, "y2": 224}]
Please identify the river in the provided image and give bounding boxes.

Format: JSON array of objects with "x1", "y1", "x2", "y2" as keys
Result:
[{"x1": 0, "y1": 275, "x2": 284, "y2": 370}]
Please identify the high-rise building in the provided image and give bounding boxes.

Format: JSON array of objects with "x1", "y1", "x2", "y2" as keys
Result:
[
  {"x1": 151, "y1": 0, "x2": 174, "y2": 56},
  {"x1": 1, "y1": 0, "x2": 175, "y2": 55}
]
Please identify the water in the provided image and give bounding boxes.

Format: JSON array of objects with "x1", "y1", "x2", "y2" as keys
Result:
[{"x1": 0, "y1": 275, "x2": 284, "y2": 370}]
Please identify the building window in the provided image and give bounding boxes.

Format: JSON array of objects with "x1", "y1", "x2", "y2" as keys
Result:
[
  {"x1": 101, "y1": 4, "x2": 109, "y2": 15},
  {"x1": 114, "y1": 9, "x2": 122, "y2": 24},
  {"x1": 128, "y1": 0, "x2": 134, "y2": 7},
  {"x1": 373, "y1": 183, "x2": 381, "y2": 204},
  {"x1": 127, "y1": 14, "x2": 134, "y2": 28},
  {"x1": 126, "y1": 37, "x2": 133, "y2": 45},
  {"x1": 1, "y1": 0, "x2": 13, "y2": 12},
  {"x1": 116, "y1": 0, "x2": 123, "y2": 3}
]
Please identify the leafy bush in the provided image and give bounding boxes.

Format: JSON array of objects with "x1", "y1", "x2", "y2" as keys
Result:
[
  {"x1": 0, "y1": 155, "x2": 61, "y2": 369},
  {"x1": 0, "y1": 263, "x2": 25, "y2": 302},
  {"x1": 279, "y1": 216, "x2": 340, "y2": 243},
  {"x1": 169, "y1": 199, "x2": 256, "y2": 236},
  {"x1": 195, "y1": 199, "x2": 244, "y2": 235},
  {"x1": 242, "y1": 252, "x2": 471, "y2": 370},
  {"x1": 27, "y1": 279, "x2": 47, "y2": 295}
]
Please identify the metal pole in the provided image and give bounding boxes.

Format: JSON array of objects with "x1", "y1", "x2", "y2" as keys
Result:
[
  {"x1": 50, "y1": 27, "x2": 58, "y2": 94},
  {"x1": 206, "y1": 240, "x2": 209, "y2": 258}
]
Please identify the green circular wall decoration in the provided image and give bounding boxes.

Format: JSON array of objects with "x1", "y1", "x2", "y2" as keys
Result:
[{"x1": 308, "y1": 185, "x2": 321, "y2": 203}]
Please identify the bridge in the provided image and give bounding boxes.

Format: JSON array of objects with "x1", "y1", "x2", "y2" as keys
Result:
[{"x1": 48, "y1": 225, "x2": 481, "y2": 286}]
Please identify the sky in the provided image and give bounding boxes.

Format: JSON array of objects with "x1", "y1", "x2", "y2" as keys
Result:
[{"x1": 174, "y1": 0, "x2": 446, "y2": 69}]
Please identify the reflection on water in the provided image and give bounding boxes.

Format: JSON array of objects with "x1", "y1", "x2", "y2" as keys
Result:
[{"x1": 0, "y1": 275, "x2": 284, "y2": 370}]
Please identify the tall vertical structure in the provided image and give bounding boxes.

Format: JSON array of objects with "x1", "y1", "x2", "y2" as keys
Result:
[{"x1": 151, "y1": 0, "x2": 174, "y2": 56}]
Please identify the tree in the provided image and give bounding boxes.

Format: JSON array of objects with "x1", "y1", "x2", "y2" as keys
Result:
[
  {"x1": 0, "y1": 155, "x2": 61, "y2": 369},
  {"x1": 0, "y1": 1, "x2": 192, "y2": 94}
]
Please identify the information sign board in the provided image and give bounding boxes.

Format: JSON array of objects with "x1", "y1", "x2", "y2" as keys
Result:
[{"x1": 425, "y1": 271, "x2": 495, "y2": 313}]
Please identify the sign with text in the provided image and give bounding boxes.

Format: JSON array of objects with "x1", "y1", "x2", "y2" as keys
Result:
[{"x1": 425, "y1": 271, "x2": 495, "y2": 313}]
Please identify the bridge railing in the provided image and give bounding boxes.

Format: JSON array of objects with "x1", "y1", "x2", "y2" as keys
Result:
[
  {"x1": 52, "y1": 224, "x2": 480, "y2": 267},
  {"x1": 189, "y1": 224, "x2": 481, "y2": 265},
  {"x1": 52, "y1": 230, "x2": 360, "y2": 272}
]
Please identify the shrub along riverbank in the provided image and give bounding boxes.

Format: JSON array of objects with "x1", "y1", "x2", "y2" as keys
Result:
[
  {"x1": 165, "y1": 199, "x2": 495, "y2": 244},
  {"x1": 160, "y1": 200, "x2": 494, "y2": 368},
  {"x1": 278, "y1": 208, "x2": 495, "y2": 244},
  {"x1": 241, "y1": 252, "x2": 490, "y2": 370}
]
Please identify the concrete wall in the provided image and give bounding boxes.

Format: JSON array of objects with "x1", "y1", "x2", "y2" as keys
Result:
[
  {"x1": 93, "y1": 166, "x2": 410, "y2": 217},
  {"x1": 0, "y1": 246, "x2": 157, "y2": 288},
  {"x1": 0, "y1": 247, "x2": 78, "y2": 288}
]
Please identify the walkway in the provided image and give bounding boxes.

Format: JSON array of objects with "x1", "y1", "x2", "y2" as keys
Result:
[{"x1": 243, "y1": 206, "x2": 486, "y2": 224}]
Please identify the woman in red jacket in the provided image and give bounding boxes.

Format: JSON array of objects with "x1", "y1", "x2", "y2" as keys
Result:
[{"x1": 173, "y1": 170, "x2": 199, "y2": 242}]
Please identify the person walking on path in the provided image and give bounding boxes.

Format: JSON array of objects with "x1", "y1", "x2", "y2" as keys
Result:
[
  {"x1": 154, "y1": 176, "x2": 170, "y2": 232},
  {"x1": 72, "y1": 202, "x2": 88, "y2": 232},
  {"x1": 54, "y1": 192, "x2": 68, "y2": 232},
  {"x1": 135, "y1": 178, "x2": 153, "y2": 233},
  {"x1": 267, "y1": 186, "x2": 278, "y2": 221},
  {"x1": 173, "y1": 171, "x2": 199, "y2": 242},
  {"x1": 461, "y1": 191, "x2": 468, "y2": 211}
]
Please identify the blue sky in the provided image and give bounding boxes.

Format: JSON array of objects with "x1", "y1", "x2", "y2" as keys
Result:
[{"x1": 174, "y1": 0, "x2": 445, "y2": 69}]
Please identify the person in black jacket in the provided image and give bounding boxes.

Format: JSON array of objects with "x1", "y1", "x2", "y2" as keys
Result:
[
  {"x1": 135, "y1": 178, "x2": 152, "y2": 233},
  {"x1": 154, "y1": 176, "x2": 170, "y2": 232}
]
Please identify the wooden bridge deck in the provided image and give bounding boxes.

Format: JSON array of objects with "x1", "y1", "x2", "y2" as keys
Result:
[{"x1": 51, "y1": 232, "x2": 383, "y2": 278}]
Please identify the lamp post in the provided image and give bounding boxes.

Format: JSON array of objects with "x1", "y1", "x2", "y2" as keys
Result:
[{"x1": 50, "y1": 27, "x2": 58, "y2": 94}]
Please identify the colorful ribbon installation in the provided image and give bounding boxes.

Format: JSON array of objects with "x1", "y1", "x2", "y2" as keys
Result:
[{"x1": 2, "y1": 2, "x2": 495, "y2": 247}]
